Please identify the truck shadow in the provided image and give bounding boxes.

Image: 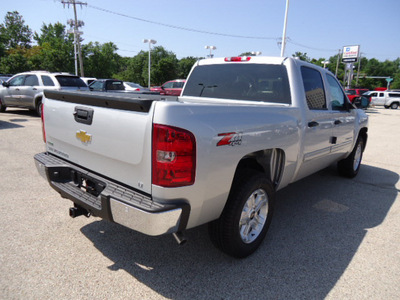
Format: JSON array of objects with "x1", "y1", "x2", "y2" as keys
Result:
[
  {"x1": 80, "y1": 164, "x2": 398, "y2": 299},
  {"x1": 0, "y1": 120, "x2": 25, "y2": 129}
]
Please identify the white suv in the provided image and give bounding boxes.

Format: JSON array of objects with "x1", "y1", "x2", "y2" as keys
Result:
[{"x1": 0, "y1": 71, "x2": 88, "y2": 116}]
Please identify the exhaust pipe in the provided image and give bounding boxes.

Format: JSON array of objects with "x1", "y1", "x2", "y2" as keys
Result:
[
  {"x1": 69, "y1": 206, "x2": 90, "y2": 218},
  {"x1": 172, "y1": 231, "x2": 187, "y2": 245}
]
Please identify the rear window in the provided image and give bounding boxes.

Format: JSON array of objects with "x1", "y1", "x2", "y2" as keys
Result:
[
  {"x1": 41, "y1": 75, "x2": 55, "y2": 86},
  {"x1": 182, "y1": 64, "x2": 291, "y2": 104},
  {"x1": 388, "y1": 93, "x2": 400, "y2": 98},
  {"x1": 55, "y1": 76, "x2": 87, "y2": 87}
]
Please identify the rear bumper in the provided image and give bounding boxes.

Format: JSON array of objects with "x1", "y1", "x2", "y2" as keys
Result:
[{"x1": 34, "y1": 152, "x2": 189, "y2": 236}]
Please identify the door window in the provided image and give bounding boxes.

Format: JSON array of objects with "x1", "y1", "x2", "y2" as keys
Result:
[
  {"x1": 163, "y1": 82, "x2": 174, "y2": 89},
  {"x1": 326, "y1": 75, "x2": 347, "y2": 110},
  {"x1": 8, "y1": 75, "x2": 25, "y2": 86},
  {"x1": 24, "y1": 75, "x2": 39, "y2": 86},
  {"x1": 301, "y1": 67, "x2": 326, "y2": 110}
]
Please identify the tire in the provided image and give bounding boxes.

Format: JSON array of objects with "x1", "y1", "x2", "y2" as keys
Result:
[
  {"x1": 337, "y1": 136, "x2": 365, "y2": 178},
  {"x1": 0, "y1": 99, "x2": 6, "y2": 112},
  {"x1": 390, "y1": 102, "x2": 399, "y2": 109},
  {"x1": 208, "y1": 171, "x2": 275, "y2": 258},
  {"x1": 35, "y1": 100, "x2": 42, "y2": 117},
  {"x1": 384, "y1": 105, "x2": 389, "y2": 109}
]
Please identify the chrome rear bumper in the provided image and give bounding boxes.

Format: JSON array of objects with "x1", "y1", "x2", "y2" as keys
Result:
[{"x1": 34, "y1": 152, "x2": 189, "y2": 236}]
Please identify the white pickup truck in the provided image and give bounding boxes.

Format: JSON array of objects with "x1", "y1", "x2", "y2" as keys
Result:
[
  {"x1": 34, "y1": 56, "x2": 368, "y2": 258},
  {"x1": 366, "y1": 90, "x2": 400, "y2": 109}
]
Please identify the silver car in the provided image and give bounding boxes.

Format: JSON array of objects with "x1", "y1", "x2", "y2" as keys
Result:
[{"x1": 0, "y1": 71, "x2": 88, "y2": 116}]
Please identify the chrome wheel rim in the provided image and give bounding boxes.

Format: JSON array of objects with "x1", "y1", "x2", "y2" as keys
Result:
[
  {"x1": 353, "y1": 142, "x2": 363, "y2": 171},
  {"x1": 239, "y1": 188, "x2": 269, "y2": 244}
]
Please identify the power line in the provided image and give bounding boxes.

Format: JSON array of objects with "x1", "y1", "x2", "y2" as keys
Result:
[
  {"x1": 87, "y1": 4, "x2": 277, "y2": 40},
  {"x1": 286, "y1": 38, "x2": 337, "y2": 52}
]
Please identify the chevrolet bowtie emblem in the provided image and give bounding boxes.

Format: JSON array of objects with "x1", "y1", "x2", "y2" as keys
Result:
[{"x1": 76, "y1": 130, "x2": 92, "y2": 144}]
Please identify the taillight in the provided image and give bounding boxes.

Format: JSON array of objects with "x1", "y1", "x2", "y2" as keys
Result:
[
  {"x1": 41, "y1": 103, "x2": 46, "y2": 143},
  {"x1": 224, "y1": 56, "x2": 251, "y2": 62},
  {"x1": 152, "y1": 124, "x2": 196, "y2": 187}
]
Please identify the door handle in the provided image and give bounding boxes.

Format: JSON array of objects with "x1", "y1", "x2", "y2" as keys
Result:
[
  {"x1": 334, "y1": 120, "x2": 342, "y2": 125},
  {"x1": 308, "y1": 121, "x2": 319, "y2": 128},
  {"x1": 74, "y1": 106, "x2": 94, "y2": 125}
]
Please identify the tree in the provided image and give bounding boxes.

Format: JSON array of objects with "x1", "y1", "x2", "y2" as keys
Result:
[
  {"x1": 83, "y1": 42, "x2": 122, "y2": 78},
  {"x1": 292, "y1": 51, "x2": 310, "y2": 62},
  {"x1": 118, "y1": 46, "x2": 178, "y2": 86},
  {"x1": 149, "y1": 46, "x2": 178, "y2": 85},
  {"x1": 0, "y1": 47, "x2": 30, "y2": 73},
  {"x1": 0, "y1": 11, "x2": 32, "y2": 49},
  {"x1": 177, "y1": 57, "x2": 198, "y2": 78},
  {"x1": 31, "y1": 22, "x2": 74, "y2": 72}
]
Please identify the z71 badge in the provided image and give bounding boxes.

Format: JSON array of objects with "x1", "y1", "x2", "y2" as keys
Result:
[{"x1": 217, "y1": 132, "x2": 242, "y2": 147}]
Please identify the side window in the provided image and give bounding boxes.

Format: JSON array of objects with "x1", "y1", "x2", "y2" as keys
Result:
[
  {"x1": 370, "y1": 92, "x2": 377, "y2": 97},
  {"x1": 163, "y1": 82, "x2": 174, "y2": 89},
  {"x1": 326, "y1": 75, "x2": 347, "y2": 110},
  {"x1": 9, "y1": 75, "x2": 25, "y2": 86},
  {"x1": 24, "y1": 75, "x2": 39, "y2": 86},
  {"x1": 89, "y1": 81, "x2": 103, "y2": 90},
  {"x1": 41, "y1": 75, "x2": 55, "y2": 86},
  {"x1": 301, "y1": 67, "x2": 326, "y2": 110},
  {"x1": 379, "y1": 93, "x2": 384, "y2": 97}
]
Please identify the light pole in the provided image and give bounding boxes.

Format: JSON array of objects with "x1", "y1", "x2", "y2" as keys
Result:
[
  {"x1": 322, "y1": 60, "x2": 330, "y2": 68},
  {"x1": 205, "y1": 45, "x2": 216, "y2": 58},
  {"x1": 143, "y1": 39, "x2": 157, "y2": 89},
  {"x1": 280, "y1": 0, "x2": 290, "y2": 57}
]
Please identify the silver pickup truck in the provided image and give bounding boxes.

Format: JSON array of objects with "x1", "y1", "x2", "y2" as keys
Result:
[{"x1": 34, "y1": 56, "x2": 368, "y2": 258}]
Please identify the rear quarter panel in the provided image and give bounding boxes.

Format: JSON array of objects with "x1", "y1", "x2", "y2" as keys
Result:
[{"x1": 152, "y1": 100, "x2": 301, "y2": 228}]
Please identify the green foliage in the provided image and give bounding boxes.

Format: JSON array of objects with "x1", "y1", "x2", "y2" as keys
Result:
[
  {"x1": 0, "y1": 47, "x2": 30, "y2": 73},
  {"x1": 177, "y1": 57, "x2": 198, "y2": 78},
  {"x1": 83, "y1": 42, "x2": 122, "y2": 78},
  {"x1": 31, "y1": 22, "x2": 74, "y2": 72},
  {"x1": 0, "y1": 11, "x2": 32, "y2": 49},
  {"x1": 292, "y1": 52, "x2": 311, "y2": 62}
]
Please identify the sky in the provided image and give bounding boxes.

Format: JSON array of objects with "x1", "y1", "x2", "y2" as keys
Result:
[{"x1": 1, "y1": 0, "x2": 400, "y2": 62}]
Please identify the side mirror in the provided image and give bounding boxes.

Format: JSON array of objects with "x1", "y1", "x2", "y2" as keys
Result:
[
  {"x1": 2, "y1": 81, "x2": 9, "y2": 87},
  {"x1": 161, "y1": 85, "x2": 165, "y2": 90},
  {"x1": 353, "y1": 96, "x2": 370, "y2": 109}
]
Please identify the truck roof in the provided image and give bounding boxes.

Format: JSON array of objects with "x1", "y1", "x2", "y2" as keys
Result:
[{"x1": 197, "y1": 56, "x2": 287, "y2": 66}]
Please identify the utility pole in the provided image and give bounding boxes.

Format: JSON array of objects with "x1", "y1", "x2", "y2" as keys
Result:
[{"x1": 62, "y1": 0, "x2": 87, "y2": 77}]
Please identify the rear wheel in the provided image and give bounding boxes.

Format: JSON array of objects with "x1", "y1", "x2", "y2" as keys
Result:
[
  {"x1": 338, "y1": 136, "x2": 365, "y2": 178},
  {"x1": 35, "y1": 100, "x2": 42, "y2": 117},
  {"x1": 390, "y1": 102, "x2": 399, "y2": 109},
  {"x1": 208, "y1": 171, "x2": 275, "y2": 258},
  {"x1": 0, "y1": 100, "x2": 6, "y2": 112}
]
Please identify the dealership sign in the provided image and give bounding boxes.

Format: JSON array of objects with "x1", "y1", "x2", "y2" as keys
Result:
[{"x1": 342, "y1": 45, "x2": 360, "y2": 63}]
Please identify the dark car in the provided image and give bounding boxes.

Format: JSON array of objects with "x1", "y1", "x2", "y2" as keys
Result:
[{"x1": 89, "y1": 79, "x2": 125, "y2": 92}]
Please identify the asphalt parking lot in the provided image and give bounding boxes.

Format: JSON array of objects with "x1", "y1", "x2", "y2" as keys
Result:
[{"x1": 0, "y1": 106, "x2": 399, "y2": 299}]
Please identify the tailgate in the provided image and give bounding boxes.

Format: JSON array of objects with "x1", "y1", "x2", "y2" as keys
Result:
[{"x1": 42, "y1": 90, "x2": 159, "y2": 194}]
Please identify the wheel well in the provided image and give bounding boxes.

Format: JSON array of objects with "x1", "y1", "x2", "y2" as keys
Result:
[
  {"x1": 35, "y1": 96, "x2": 42, "y2": 107},
  {"x1": 232, "y1": 149, "x2": 285, "y2": 189},
  {"x1": 359, "y1": 127, "x2": 368, "y2": 150}
]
